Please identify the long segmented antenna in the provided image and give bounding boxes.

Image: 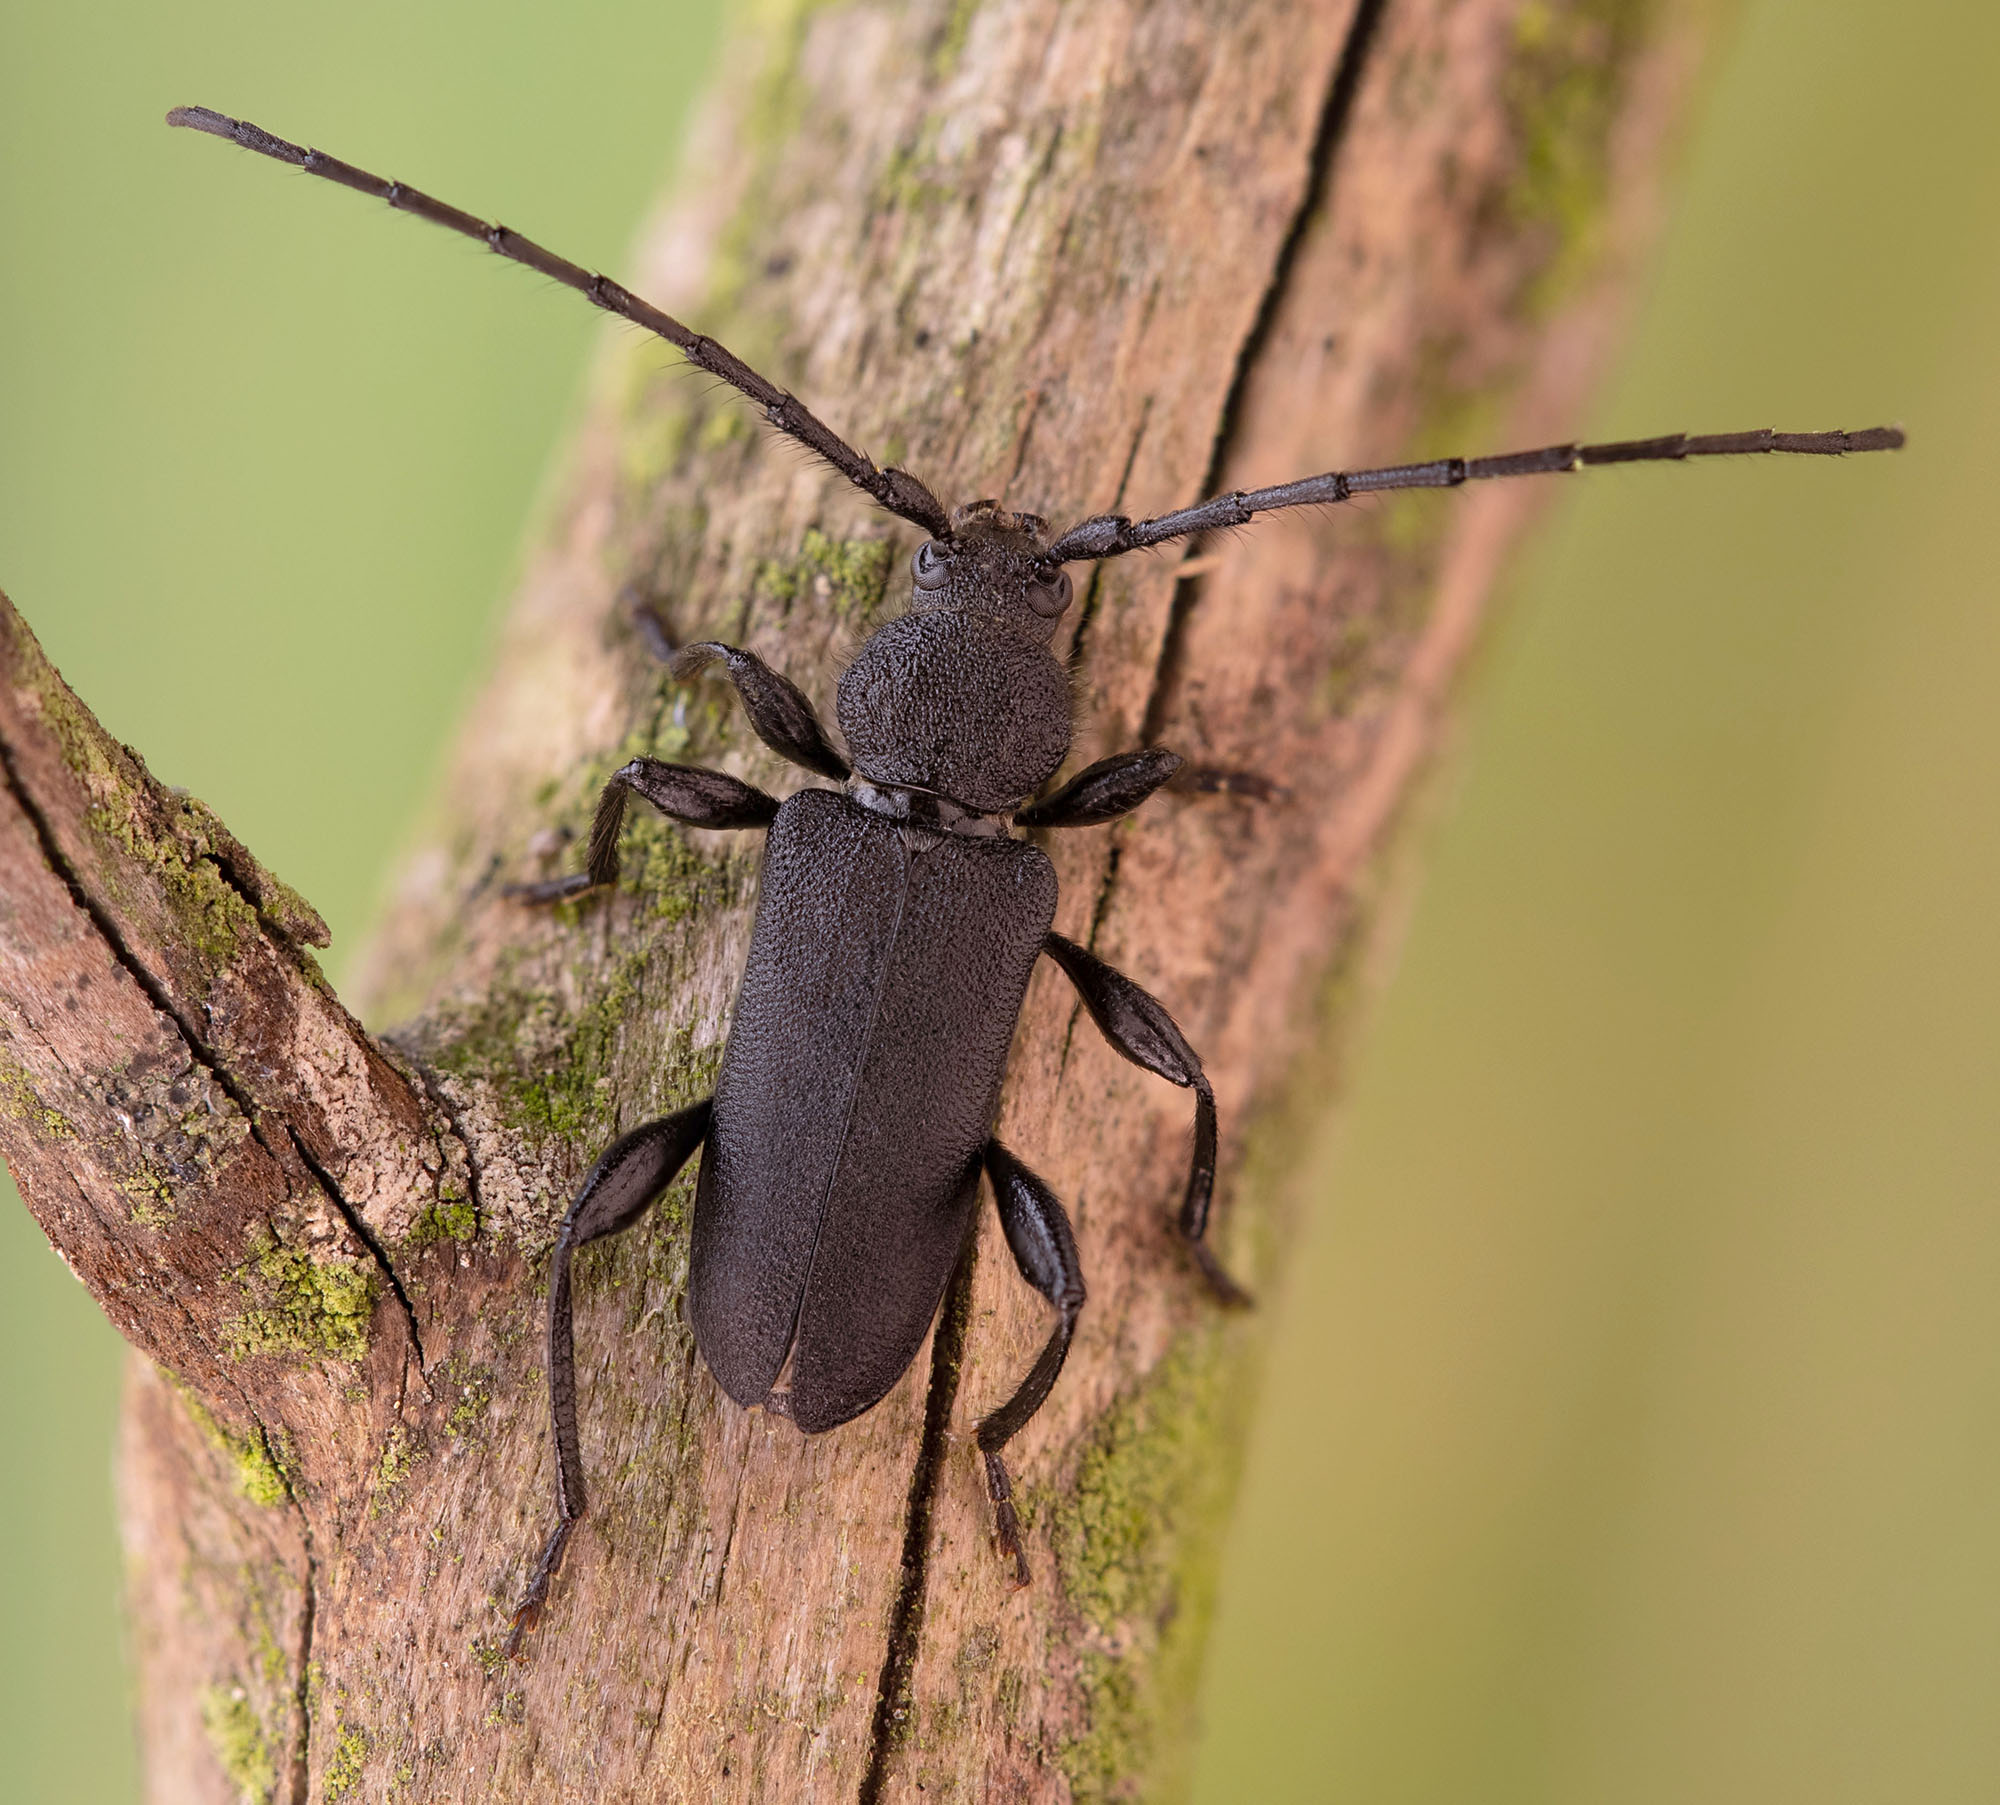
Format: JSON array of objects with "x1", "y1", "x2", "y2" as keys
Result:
[
  {"x1": 166, "y1": 105, "x2": 953, "y2": 540},
  {"x1": 1047, "y1": 425, "x2": 1906, "y2": 563}
]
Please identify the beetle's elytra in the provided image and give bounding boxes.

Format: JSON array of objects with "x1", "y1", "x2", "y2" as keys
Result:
[{"x1": 167, "y1": 103, "x2": 1904, "y2": 1650}]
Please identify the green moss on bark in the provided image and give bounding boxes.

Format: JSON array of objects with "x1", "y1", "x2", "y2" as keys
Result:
[
  {"x1": 757, "y1": 528, "x2": 897, "y2": 627},
  {"x1": 1504, "y1": 0, "x2": 1660, "y2": 314},
  {"x1": 200, "y1": 1681, "x2": 277, "y2": 1802},
  {"x1": 406, "y1": 1183, "x2": 478, "y2": 1248},
  {"x1": 1054, "y1": 1324, "x2": 1249, "y2": 1804},
  {"x1": 178, "y1": 1388, "x2": 296, "y2": 1507}
]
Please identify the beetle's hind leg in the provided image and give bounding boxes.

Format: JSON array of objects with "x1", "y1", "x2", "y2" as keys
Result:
[
  {"x1": 1042, "y1": 932, "x2": 1252, "y2": 1306},
  {"x1": 507, "y1": 1100, "x2": 712, "y2": 1657},
  {"x1": 508, "y1": 759, "x2": 781, "y2": 903},
  {"x1": 976, "y1": 1141, "x2": 1087, "y2": 1588}
]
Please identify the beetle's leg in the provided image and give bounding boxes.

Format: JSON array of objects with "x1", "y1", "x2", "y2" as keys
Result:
[
  {"x1": 1169, "y1": 764, "x2": 1284, "y2": 803},
  {"x1": 671, "y1": 641, "x2": 851, "y2": 782},
  {"x1": 1016, "y1": 748, "x2": 1280, "y2": 827},
  {"x1": 1015, "y1": 748, "x2": 1182, "y2": 828},
  {"x1": 507, "y1": 1099, "x2": 712, "y2": 1657},
  {"x1": 1041, "y1": 931, "x2": 1252, "y2": 1307},
  {"x1": 977, "y1": 1140, "x2": 1087, "y2": 1588},
  {"x1": 509, "y1": 759, "x2": 780, "y2": 903}
]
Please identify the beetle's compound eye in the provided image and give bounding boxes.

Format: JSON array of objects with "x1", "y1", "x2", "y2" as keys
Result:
[
  {"x1": 912, "y1": 540, "x2": 950, "y2": 591},
  {"x1": 1025, "y1": 567, "x2": 1073, "y2": 619}
]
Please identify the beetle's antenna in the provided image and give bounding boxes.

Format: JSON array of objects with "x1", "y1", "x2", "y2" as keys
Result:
[
  {"x1": 1046, "y1": 425, "x2": 1906, "y2": 563},
  {"x1": 166, "y1": 105, "x2": 954, "y2": 540}
]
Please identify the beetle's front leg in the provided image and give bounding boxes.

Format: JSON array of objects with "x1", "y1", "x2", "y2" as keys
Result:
[
  {"x1": 1042, "y1": 931, "x2": 1251, "y2": 1306},
  {"x1": 670, "y1": 640, "x2": 850, "y2": 781},
  {"x1": 977, "y1": 1140, "x2": 1086, "y2": 1588},
  {"x1": 1016, "y1": 747, "x2": 1279, "y2": 827},
  {"x1": 509, "y1": 758, "x2": 780, "y2": 903},
  {"x1": 508, "y1": 1100, "x2": 712, "y2": 1657},
  {"x1": 1015, "y1": 747, "x2": 1183, "y2": 827}
]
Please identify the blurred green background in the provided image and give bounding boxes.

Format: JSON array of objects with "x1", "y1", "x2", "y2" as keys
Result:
[{"x1": 0, "y1": 1, "x2": 1992, "y2": 1800}]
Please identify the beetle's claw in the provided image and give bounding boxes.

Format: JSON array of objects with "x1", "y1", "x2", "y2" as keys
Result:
[
  {"x1": 505, "y1": 1518, "x2": 577, "y2": 1660},
  {"x1": 503, "y1": 872, "x2": 601, "y2": 907},
  {"x1": 1186, "y1": 1238, "x2": 1254, "y2": 1310},
  {"x1": 980, "y1": 1450, "x2": 1034, "y2": 1591},
  {"x1": 1170, "y1": 763, "x2": 1286, "y2": 804}
]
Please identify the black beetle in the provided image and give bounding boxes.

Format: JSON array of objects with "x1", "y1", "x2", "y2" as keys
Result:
[{"x1": 166, "y1": 104, "x2": 1904, "y2": 1645}]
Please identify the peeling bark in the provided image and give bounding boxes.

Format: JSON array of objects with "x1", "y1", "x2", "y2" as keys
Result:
[{"x1": 0, "y1": 0, "x2": 1713, "y2": 1799}]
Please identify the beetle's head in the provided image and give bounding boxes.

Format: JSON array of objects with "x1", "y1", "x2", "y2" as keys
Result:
[{"x1": 907, "y1": 501, "x2": 1073, "y2": 644}]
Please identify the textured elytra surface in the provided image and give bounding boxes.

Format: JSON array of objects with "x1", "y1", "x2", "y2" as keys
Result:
[
  {"x1": 0, "y1": 0, "x2": 1709, "y2": 1799},
  {"x1": 694, "y1": 787, "x2": 1057, "y2": 1430}
]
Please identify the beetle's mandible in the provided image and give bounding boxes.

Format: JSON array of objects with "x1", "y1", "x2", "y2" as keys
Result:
[{"x1": 166, "y1": 103, "x2": 1905, "y2": 1652}]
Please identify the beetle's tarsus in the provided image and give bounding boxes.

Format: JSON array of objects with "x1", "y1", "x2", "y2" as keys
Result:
[
  {"x1": 1170, "y1": 763, "x2": 1285, "y2": 803},
  {"x1": 982, "y1": 1451, "x2": 1034, "y2": 1590},
  {"x1": 505, "y1": 871, "x2": 602, "y2": 906},
  {"x1": 505, "y1": 1516, "x2": 577, "y2": 1660},
  {"x1": 1185, "y1": 1235, "x2": 1254, "y2": 1309},
  {"x1": 630, "y1": 596, "x2": 677, "y2": 664},
  {"x1": 511, "y1": 757, "x2": 783, "y2": 905},
  {"x1": 972, "y1": 1140, "x2": 1085, "y2": 1588},
  {"x1": 1041, "y1": 934, "x2": 1251, "y2": 1305}
]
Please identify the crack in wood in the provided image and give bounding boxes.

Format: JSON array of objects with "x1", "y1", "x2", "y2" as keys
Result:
[
  {"x1": 0, "y1": 716, "x2": 278, "y2": 1160},
  {"x1": 398, "y1": 1046, "x2": 490, "y2": 1235},
  {"x1": 857, "y1": 1237, "x2": 978, "y2": 1803},
  {"x1": 288, "y1": 1545, "x2": 318, "y2": 1805},
  {"x1": 1065, "y1": 400, "x2": 1153, "y2": 671},
  {"x1": 0, "y1": 631, "x2": 429, "y2": 1381},
  {"x1": 1138, "y1": 0, "x2": 1390, "y2": 747},
  {"x1": 284, "y1": 1121, "x2": 428, "y2": 1375}
]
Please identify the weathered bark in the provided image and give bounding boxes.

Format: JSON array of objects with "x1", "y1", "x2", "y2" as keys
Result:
[{"x1": 0, "y1": 0, "x2": 1711, "y2": 1798}]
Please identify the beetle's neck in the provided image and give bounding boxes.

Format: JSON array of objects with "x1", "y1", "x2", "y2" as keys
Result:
[{"x1": 847, "y1": 777, "x2": 1015, "y2": 839}]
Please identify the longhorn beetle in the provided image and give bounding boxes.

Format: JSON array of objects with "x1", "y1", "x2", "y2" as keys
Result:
[{"x1": 167, "y1": 104, "x2": 1904, "y2": 1650}]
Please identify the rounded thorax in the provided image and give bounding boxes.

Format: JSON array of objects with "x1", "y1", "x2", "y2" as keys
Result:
[{"x1": 835, "y1": 503, "x2": 1075, "y2": 815}]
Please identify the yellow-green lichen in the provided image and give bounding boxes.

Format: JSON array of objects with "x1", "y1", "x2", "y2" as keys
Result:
[
  {"x1": 178, "y1": 1390, "x2": 295, "y2": 1508},
  {"x1": 930, "y1": 0, "x2": 979, "y2": 77},
  {"x1": 200, "y1": 1682, "x2": 276, "y2": 1802},
  {"x1": 369, "y1": 1424, "x2": 422, "y2": 1516},
  {"x1": 405, "y1": 1183, "x2": 477, "y2": 1248},
  {"x1": 225, "y1": 1228, "x2": 377, "y2": 1364},
  {"x1": 322, "y1": 1723, "x2": 368, "y2": 1801},
  {"x1": 0, "y1": 1050, "x2": 76, "y2": 1141},
  {"x1": 444, "y1": 1362, "x2": 493, "y2": 1442},
  {"x1": 756, "y1": 527, "x2": 896, "y2": 627},
  {"x1": 429, "y1": 932, "x2": 721, "y2": 1156}
]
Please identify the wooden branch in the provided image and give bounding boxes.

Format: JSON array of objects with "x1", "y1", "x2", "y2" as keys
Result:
[{"x1": 0, "y1": 0, "x2": 1713, "y2": 1798}]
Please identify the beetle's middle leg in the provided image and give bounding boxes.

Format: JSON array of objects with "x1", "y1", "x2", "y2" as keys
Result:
[
  {"x1": 1042, "y1": 931, "x2": 1252, "y2": 1306},
  {"x1": 507, "y1": 1099, "x2": 711, "y2": 1656},
  {"x1": 977, "y1": 1139, "x2": 1086, "y2": 1588},
  {"x1": 510, "y1": 758, "x2": 780, "y2": 903}
]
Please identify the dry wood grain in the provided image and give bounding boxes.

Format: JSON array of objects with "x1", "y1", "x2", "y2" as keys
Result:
[{"x1": 0, "y1": 1, "x2": 1709, "y2": 1798}]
